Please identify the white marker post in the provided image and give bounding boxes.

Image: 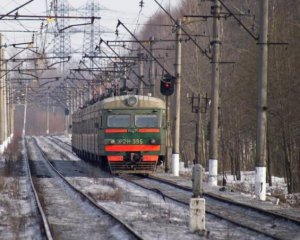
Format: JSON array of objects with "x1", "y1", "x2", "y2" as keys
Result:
[
  {"x1": 208, "y1": 159, "x2": 218, "y2": 186},
  {"x1": 171, "y1": 153, "x2": 179, "y2": 177},
  {"x1": 190, "y1": 164, "x2": 206, "y2": 232},
  {"x1": 255, "y1": 167, "x2": 266, "y2": 201}
]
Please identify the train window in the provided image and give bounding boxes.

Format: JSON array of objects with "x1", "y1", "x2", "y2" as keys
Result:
[
  {"x1": 135, "y1": 114, "x2": 159, "y2": 128},
  {"x1": 107, "y1": 115, "x2": 131, "y2": 127}
]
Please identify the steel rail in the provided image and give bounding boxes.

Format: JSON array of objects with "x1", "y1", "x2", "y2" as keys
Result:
[
  {"x1": 47, "y1": 137, "x2": 72, "y2": 153},
  {"x1": 119, "y1": 174, "x2": 300, "y2": 240},
  {"x1": 32, "y1": 137, "x2": 144, "y2": 240},
  {"x1": 47, "y1": 136, "x2": 300, "y2": 239},
  {"x1": 24, "y1": 138, "x2": 53, "y2": 240},
  {"x1": 148, "y1": 175, "x2": 300, "y2": 225}
]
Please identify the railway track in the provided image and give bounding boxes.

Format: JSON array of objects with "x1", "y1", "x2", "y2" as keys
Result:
[
  {"x1": 39, "y1": 136, "x2": 207, "y2": 239},
  {"x1": 23, "y1": 138, "x2": 53, "y2": 240},
  {"x1": 119, "y1": 174, "x2": 300, "y2": 240},
  {"x1": 25, "y1": 137, "x2": 143, "y2": 240},
  {"x1": 49, "y1": 136, "x2": 72, "y2": 150},
  {"x1": 149, "y1": 175, "x2": 300, "y2": 224},
  {"x1": 46, "y1": 136, "x2": 300, "y2": 239}
]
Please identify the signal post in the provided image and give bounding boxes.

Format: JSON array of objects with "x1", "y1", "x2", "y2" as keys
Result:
[{"x1": 160, "y1": 74, "x2": 175, "y2": 173}]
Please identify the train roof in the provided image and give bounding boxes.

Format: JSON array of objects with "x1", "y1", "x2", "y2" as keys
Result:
[
  {"x1": 98, "y1": 95, "x2": 166, "y2": 109},
  {"x1": 73, "y1": 95, "x2": 166, "y2": 116}
]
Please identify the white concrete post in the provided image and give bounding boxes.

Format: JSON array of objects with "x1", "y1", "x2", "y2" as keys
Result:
[
  {"x1": 209, "y1": 159, "x2": 218, "y2": 186},
  {"x1": 192, "y1": 164, "x2": 204, "y2": 197},
  {"x1": 171, "y1": 154, "x2": 179, "y2": 176},
  {"x1": 255, "y1": 167, "x2": 266, "y2": 201},
  {"x1": 189, "y1": 198, "x2": 205, "y2": 232}
]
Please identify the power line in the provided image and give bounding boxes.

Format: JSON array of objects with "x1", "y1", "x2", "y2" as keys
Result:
[{"x1": 0, "y1": 0, "x2": 34, "y2": 20}]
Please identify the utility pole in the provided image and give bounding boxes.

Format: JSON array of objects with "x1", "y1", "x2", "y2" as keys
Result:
[
  {"x1": 0, "y1": 79, "x2": 3, "y2": 153},
  {"x1": 138, "y1": 49, "x2": 144, "y2": 95},
  {"x1": 188, "y1": 93, "x2": 209, "y2": 195},
  {"x1": 3, "y1": 76, "x2": 7, "y2": 147},
  {"x1": 6, "y1": 82, "x2": 10, "y2": 144},
  {"x1": 65, "y1": 83, "x2": 70, "y2": 137},
  {"x1": 255, "y1": 0, "x2": 269, "y2": 201},
  {"x1": 69, "y1": 89, "x2": 73, "y2": 129},
  {"x1": 172, "y1": 19, "x2": 182, "y2": 177},
  {"x1": 46, "y1": 93, "x2": 50, "y2": 135},
  {"x1": 208, "y1": 0, "x2": 221, "y2": 186},
  {"x1": 71, "y1": 91, "x2": 75, "y2": 113},
  {"x1": 9, "y1": 82, "x2": 14, "y2": 141},
  {"x1": 0, "y1": 35, "x2": 10, "y2": 153},
  {"x1": 74, "y1": 90, "x2": 78, "y2": 110},
  {"x1": 0, "y1": 33, "x2": 4, "y2": 153},
  {"x1": 194, "y1": 94, "x2": 201, "y2": 165},
  {"x1": 149, "y1": 36, "x2": 156, "y2": 96},
  {"x1": 187, "y1": 93, "x2": 202, "y2": 164},
  {"x1": 80, "y1": 89, "x2": 84, "y2": 108},
  {"x1": 165, "y1": 95, "x2": 171, "y2": 173},
  {"x1": 78, "y1": 89, "x2": 81, "y2": 108},
  {"x1": 23, "y1": 84, "x2": 28, "y2": 138},
  {"x1": 188, "y1": 94, "x2": 206, "y2": 233}
]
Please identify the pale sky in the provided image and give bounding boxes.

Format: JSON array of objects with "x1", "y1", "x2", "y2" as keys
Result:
[{"x1": 0, "y1": 0, "x2": 182, "y2": 49}]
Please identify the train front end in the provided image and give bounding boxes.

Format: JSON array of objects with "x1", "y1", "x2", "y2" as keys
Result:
[{"x1": 101, "y1": 95, "x2": 166, "y2": 174}]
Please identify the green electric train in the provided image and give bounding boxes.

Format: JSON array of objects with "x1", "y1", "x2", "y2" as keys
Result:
[{"x1": 72, "y1": 95, "x2": 166, "y2": 174}]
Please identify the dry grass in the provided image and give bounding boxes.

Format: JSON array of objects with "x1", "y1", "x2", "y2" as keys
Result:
[
  {"x1": 179, "y1": 170, "x2": 192, "y2": 178},
  {"x1": 287, "y1": 194, "x2": 300, "y2": 208},
  {"x1": 87, "y1": 179, "x2": 123, "y2": 203},
  {"x1": 0, "y1": 176, "x2": 5, "y2": 191},
  {"x1": 10, "y1": 215, "x2": 27, "y2": 240},
  {"x1": 4, "y1": 134, "x2": 22, "y2": 157},
  {"x1": 270, "y1": 185, "x2": 287, "y2": 204},
  {"x1": 0, "y1": 135, "x2": 24, "y2": 238},
  {"x1": 89, "y1": 189, "x2": 123, "y2": 203},
  {"x1": 271, "y1": 186, "x2": 300, "y2": 208},
  {"x1": 100, "y1": 179, "x2": 118, "y2": 188},
  {"x1": 229, "y1": 181, "x2": 255, "y2": 194}
]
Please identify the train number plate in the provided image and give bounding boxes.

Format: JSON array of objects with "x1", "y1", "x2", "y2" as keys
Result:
[{"x1": 117, "y1": 139, "x2": 144, "y2": 144}]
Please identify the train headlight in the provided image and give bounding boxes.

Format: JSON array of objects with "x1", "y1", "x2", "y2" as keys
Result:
[
  {"x1": 109, "y1": 139, "x2": 116, "y2": 144},
  {"x1": 149, "y1": 139, "x2": 156, "y2": 144},
  {"x1": 126, "y1": 96, "x2": 137, "y2": 106}
]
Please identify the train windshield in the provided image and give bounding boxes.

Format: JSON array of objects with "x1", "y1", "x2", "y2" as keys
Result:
[
  {"x1": 107, "y1": 115, "x2": 131, "y2": 127},
  {"x1": 135, "y1": 114, "x2": 159, "y2": 128}
]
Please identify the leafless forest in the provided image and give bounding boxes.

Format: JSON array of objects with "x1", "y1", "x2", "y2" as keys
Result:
[
  {"x1": 13, "y1": 0, "x2": 299, "y2": 193},
  {"x1": 14, "y1": 106, "x2": 65, "y2": 136},
  {"x1": 131, "y1": 0, "x2": 299, "y2": 193}
]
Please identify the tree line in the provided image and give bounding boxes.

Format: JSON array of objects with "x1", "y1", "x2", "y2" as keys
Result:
[{"x1": 130, "y1": 0, "x2": 300, "y2": 193}]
